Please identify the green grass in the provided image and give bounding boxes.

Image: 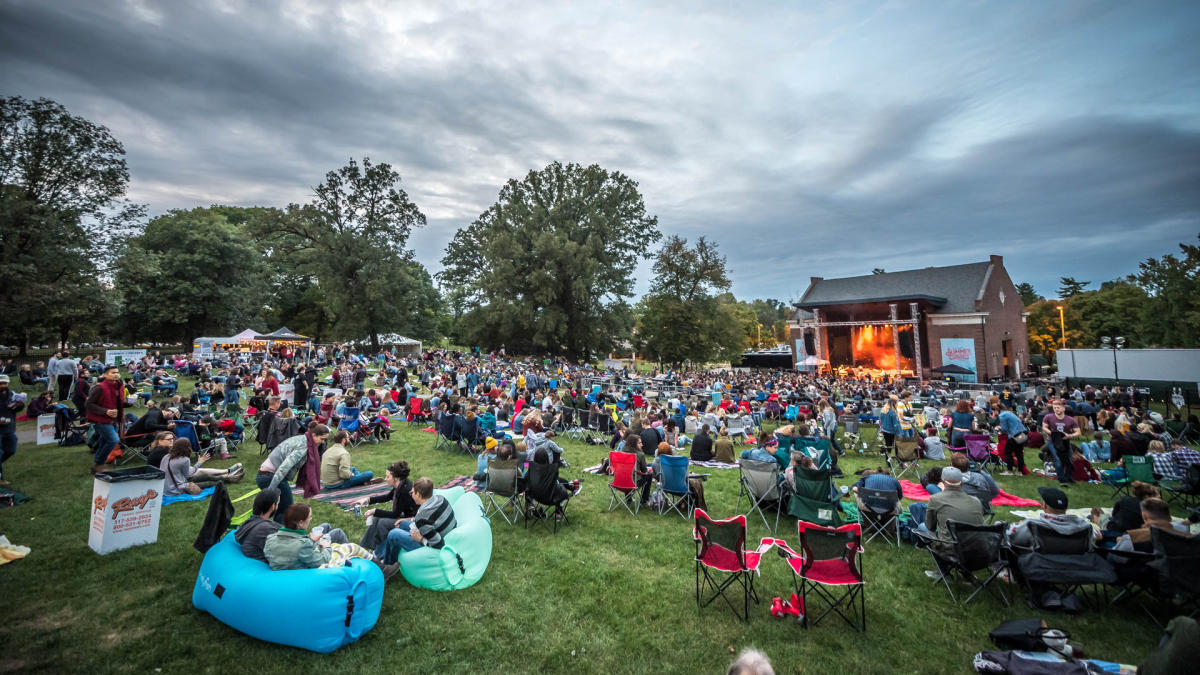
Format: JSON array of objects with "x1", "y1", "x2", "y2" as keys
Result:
[{"x1": 0, "y1": 388, "x2": 1181, "y2": 673}]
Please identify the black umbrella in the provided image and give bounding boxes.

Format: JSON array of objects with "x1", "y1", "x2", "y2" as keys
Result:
[{"x1": 931, "y1": 364, "x2": 974, "y2": 374}]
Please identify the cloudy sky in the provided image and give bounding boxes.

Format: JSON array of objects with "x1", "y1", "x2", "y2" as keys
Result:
[{"x1": 2, "y1": 0, "x2": 1198, "y2": 301}]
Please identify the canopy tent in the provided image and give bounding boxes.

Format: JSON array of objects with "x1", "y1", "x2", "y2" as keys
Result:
[
  {"x1": 252, "y1": 327, "x2": 312, "y2": 343},
  {"x1": 228, "y1": 328, "x2": 260, "y2": 342},
  {"x1": 350, "y1": 333, "x2": 422, "y2": 356}
]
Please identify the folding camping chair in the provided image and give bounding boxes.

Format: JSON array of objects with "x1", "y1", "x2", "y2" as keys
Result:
[
  {"x1": 777, "y1": 521, "x2": 866, "y2": 631},
  {"x1": 965, "y1": 434, "x2": 1001, "y2": 473},
  {"x1": 433, "y1": 411, "x2": 457, "y2": 452},
  {"x1": 891, "y1": 436, "x2": 921, "y2": 480},
  {"x1": 483, "y1": 458, "x2": 524, "y2": 525},
  {"x1": 524, "y1": 461, "x2": 572, "y2": 534},
  {"x1": 786, "y1": 466, "x2": 842, "y2": 527},
  {"x1": 797, "y1": 438, "x2": 833, "y2": 472},
  {"x1": 693, "y1": 509, "x2": 767, "y2": 622},
  {"x1": 607, "y1": 451, "x2": 646, "y2": 516},
  {"x1": 726, "y1": 415, "x2": 747, "y2": 442},
  {"x1": 406, "y1": 396, "x2": 427, "y2": 425},
  {"x1": 1016, "y1": 520, "x2": 1117, "y2": 610},
  {"x1": 736, "y1": 458, "x2": 785, "y2": 533},
  {"x1": 1105, "y1": 454, "x2": 1156, "y2": 500},
  {"x1": 914, "y1": 521, "x2": 1011, "y2": 607},
  {"x1": 340, "y1": 406, "x2": 366, "y2": 447},
  {"x1": 1162, "y1": 463, "x2": 1200, "y2": 509},
  {"x1": 856, "y1": 488, "x2": 901, "y2": 547},
  {"x1": 658, "y1": 454, "x2": 702, "y2": 519},
  {"x1": 1145, "y1": 525, "x2": 1200, "y2": 622}
]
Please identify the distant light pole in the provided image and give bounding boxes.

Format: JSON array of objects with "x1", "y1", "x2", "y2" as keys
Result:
[
  {"x1": 1056, "y1": 305, "x2": 1066, "y2": 349},
  {"x1": 1101, "y1": 335, "x2": 1125, "y2": 383}
]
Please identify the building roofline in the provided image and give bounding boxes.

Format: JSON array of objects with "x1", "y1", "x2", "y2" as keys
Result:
[{"x1": 794, "y1": 294, "x2": 948, "y2": 309}]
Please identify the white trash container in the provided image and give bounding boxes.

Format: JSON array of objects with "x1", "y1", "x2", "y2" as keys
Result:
[{"x1": 88, "y1": 466, "x2": 166, "y2": 555}]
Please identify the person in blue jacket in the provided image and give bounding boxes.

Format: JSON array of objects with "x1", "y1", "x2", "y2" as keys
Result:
[{"x1": 879, "y1": 399, "x2": 900, "y2": 453}]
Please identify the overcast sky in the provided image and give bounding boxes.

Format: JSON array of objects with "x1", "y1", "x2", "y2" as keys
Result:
[{"x1": 2, "y1": 0, "x2": 1198, "y2": 301}]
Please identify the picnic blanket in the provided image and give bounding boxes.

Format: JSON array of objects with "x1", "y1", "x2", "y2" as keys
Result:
[
  {"x1": 0, "y1": 535, "x2": 30, "y2": 566},
  {"x1": 898, "y1": 480, "x2": 1040, "y2": 507},
  {"x1": 437, "y1": 475, "x2": 484, "y2": 494},
  {"x1": 307, "y1": 481, "x2": 393, "y2": 510},
  {"x1": 421, "y1": 427, "x2": 436, "y2": 433},
  {"x1": 163, "y1": 486, "x2": 215, "y2": 505},
  {"x1": 583, "y1": 459, "x2": 740, "y2": 475}
]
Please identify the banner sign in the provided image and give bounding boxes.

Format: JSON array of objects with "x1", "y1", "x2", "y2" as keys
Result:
[
  {"x1": 939, "y1": 338, "x2": 977, "y2": 382},
  {"x1": 105, "y1": 349, "x2": 147, "y2": 366},
  {"x1": 37, "y1": 413, "x2": 57, "y2": 445}
]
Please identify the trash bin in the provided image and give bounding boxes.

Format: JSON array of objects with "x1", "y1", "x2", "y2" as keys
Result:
[{"x1": 89, "y1": 466, "x2": 166, "y2": 555}]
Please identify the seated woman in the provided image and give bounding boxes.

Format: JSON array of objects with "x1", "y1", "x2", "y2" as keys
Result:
[
  {"x1": 783, "y1": 452, "x2": 816, "y2": 493},
  {"x1": 356, "y1": 460, "x2": 418, "y2": 552},
  {"x1": 1070, "y1": 448, "x2": 1102, "y2": 482},
  {"x1": 921, "y1": 426, "x2": 947, "y2": 460},
  {"x1": 741, "y1": 431, "x2": 779, "y2": 464},
  {"x1": 1081, "y1": 431, "x2": 1111, "y2": 462},
  {"x1": 263, "y1": 503, "x2": 397, "y2": 579},
  {"x1": 1147, "y1": 440, "x2": 1183, "y2": 481},
  {"x1": 25, "y1": 391, "x2": 54, "y2": 419},
  {"x1": 159, "y1": 438, "x2": 243, "y2": 497},
  {"x1": 920, "y1": 465, "x2": 944, "y2": 495},
  {"x1": 472, "y1": 436, "x2": 501, "y2": 486}
]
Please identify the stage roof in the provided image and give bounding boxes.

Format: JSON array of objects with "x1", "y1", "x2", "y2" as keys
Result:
[{"x1": 795, "y1": 261, "x2": 992, "y2": 314}]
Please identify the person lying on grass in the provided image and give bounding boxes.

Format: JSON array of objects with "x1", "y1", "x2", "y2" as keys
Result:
[{"x1": 264, "y1": 503, "x2": 398, "y2": 580}]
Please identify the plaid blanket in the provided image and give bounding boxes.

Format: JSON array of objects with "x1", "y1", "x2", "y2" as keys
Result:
[
  {"x1": 307, "y1": 482, "x2": 393, "y2": 510},
  {"x1": 584, "y1": 459, "x2": 740, "y2": 474},
  {"x1": 438, "y1": 475, "x2": 484, "y2": 494}
]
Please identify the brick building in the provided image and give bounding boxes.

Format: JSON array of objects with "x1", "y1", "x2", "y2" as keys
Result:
[{"x1": 789, "y1": 255, "x2": 1029, "y2": 382}]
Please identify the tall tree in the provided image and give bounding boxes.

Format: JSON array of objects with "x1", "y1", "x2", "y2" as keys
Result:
[
  {"x1": 0, "y1": 97, "x2": 143, "y2": 352},
  {"x1": 253, "y1": 158, "x2": 438, "y2": 347},
  {"x1": 440, "y1": 161, "x2": 659, "y2": 360},
  {"x1": 1057, "y1": 277, "x2": 1090, "y2": 298},
  {"x1": 635, "y1": 236, "x2": 745, "y2": 366},
  {"x1": 1134, "y1": 235, "x2": 1200, "y2": 348},
  {"x1": 114, "y1": 207, "x2": 268, "y2": 343},
  {"x1": 1015, "y1": 282, "x2": 1043, "y2": 306}
]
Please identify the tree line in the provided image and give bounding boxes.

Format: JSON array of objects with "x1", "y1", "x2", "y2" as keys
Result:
[
  {"x1": 3, "y1": 96, "x2": 1191, "y2": 365},
  {"x1": 0, "y1": 96, "x2": 790, "y2": 362}
]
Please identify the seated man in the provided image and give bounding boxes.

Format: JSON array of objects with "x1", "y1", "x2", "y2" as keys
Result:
[
  {"x1": 234, "y1": 488, "x2": 282, "y2": 563},
  {"x1": 125, "y1": 406, "x2": 178, "y2": 446},
  {"x1": 690, "y1": 424, "x2": 714, "y2": 462},
  {"x1": 908, "y1": 467, "x2": 984, "y2": 578},
  {"x1": 1008, "y1": 487, "x2": 1090, "y2": 548},
  {"x1": 951, "y1": 451, "x2": 1000, "y2": 513},
  {"x1": 319, "y1": 429, "x2": 375, "y2": 490},
  {"x1": 376, "y1": 477, "x2": 458, "y2": 564},
  {"x1": 852, "y1": 465, "x2": 903, "y2": 517}
]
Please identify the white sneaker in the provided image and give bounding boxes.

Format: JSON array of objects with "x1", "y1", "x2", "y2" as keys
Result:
[{"x1": 925, "y1": 570, "x2": 944, "y2": 580}]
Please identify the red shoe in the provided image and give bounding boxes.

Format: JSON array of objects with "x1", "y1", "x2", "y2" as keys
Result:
[
  {"x1": 770, "y1": 597, "x2": 786, "y2": 618},
  {"x1": 784, "y1": 593, "x2": 802, "y2": 617},
  {"x1": 106, "y1": 448, "x2": 123, "y2": 464}
]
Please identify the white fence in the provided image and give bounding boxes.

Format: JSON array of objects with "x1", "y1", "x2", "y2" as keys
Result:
[{"x1": 1057, "y1": 349, "x2": 1200, "y2": 383}]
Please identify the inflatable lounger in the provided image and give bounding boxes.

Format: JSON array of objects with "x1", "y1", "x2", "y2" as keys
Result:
[
  {"x1": 192, "y1": 532, "x2": 384, "y2": 653},
  {"x1": 400, "y1": 486, "x2": 493, "y2": 591}
]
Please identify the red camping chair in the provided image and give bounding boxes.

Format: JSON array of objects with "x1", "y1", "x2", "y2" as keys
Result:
[
  {"x1": 778, "y1": 521, "x2": 866, "y2": 631},
  {"x1": 407, "y1": 397, "x2": 426, "y2": 424},
  {"x1": 693, "y1": 509, "x2": 768, "y2": 622},
  {"x1": 632, "y1": 394, "x2": 645, "y2": 409},
  {"x1": 607, "y1": 451, "x2": 647, "y2": 516}
]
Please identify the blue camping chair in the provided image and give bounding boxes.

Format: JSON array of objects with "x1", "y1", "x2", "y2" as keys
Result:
[
  {"x1": 785, "y1": 404, "x2": 799, "y2": 421},
  {"x1": 340, "y1": 406, "x2": 364, "y2": 445},
  {"x1": 174, "y1": 419, "x2": 200, "y2": 453},
  {"x1": 658, "y1": 455, "x2": 701, "y2": 519}
]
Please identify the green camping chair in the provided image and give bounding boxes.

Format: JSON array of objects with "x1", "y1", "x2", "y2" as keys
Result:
[
  {"x1": 787, "y1": 466, "x2": 842, "y2": 527},
  {"x1": 1106, "y1": 455, "x2": 1156, "y2": 499},
  {"x1": 797, "y1": 438, "x2": 833, "y2": 471}
]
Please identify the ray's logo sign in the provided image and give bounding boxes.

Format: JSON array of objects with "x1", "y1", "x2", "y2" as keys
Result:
[
  {"x1": 94, "y1": 495, "x2": 108, "y2": 513},
  {"x1": 110, "y1": 489, "x2": 158, "y2": 520}
]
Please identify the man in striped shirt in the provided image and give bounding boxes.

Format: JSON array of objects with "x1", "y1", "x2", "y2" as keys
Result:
[{"x1": 376, "y1": 477, "x2": 457, "y2": 564}]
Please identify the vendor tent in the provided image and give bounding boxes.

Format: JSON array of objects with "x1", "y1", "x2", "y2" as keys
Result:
[{"x1": 253, "y1": 327, "x2": 312, "y2": 343}]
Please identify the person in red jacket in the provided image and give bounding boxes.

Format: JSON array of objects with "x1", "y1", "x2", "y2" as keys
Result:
[{"x1": 87, "y1": 365, "x2": 125, "y2": 474}]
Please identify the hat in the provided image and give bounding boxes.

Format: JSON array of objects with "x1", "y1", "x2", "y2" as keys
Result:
[
  {"x1": 484, "y1": 436, "x2": 498, "y2": 451},
  {"x1": 941, "y1": 467, "x2": 963, "y2": 485},
  {"x1": 0, "y1": 374, "x2": 8, "y2": 384},
  {"x1": 167, "y1": 407, "x2": 180, "y2": 415},
  {"x1": 1038, "y1": 487, "x2": 1069, "y2": 510}
]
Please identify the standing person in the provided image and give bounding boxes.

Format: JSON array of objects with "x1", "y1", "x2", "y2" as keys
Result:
[
  {"x1": 85, "y1": 365, "x2": 125, "y2": 474},
  {"x1": 54, "y1": 351, "x2": 78, "y2": 402},
  {"x1": 1042, "y1": 400, "x2": 1081, "y2": 485},
  {"x1": 994, "y1": 402, "x2": 1029, "y2": 475},
  {"x1": 0, "y1": 375, "x2": 26, "y2": 486},
  {"x1": 292, "y1": 366, "x2": 310, "y2": 409}
]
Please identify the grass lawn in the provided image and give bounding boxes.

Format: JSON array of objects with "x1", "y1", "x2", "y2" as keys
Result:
[{"x1": 0, "y1": 387, "x2": 1181, "y2": 673}]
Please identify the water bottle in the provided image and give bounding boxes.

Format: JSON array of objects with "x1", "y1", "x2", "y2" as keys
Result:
[{"x1": 353, "y1": 504, "x2": 363, "y2": 518}]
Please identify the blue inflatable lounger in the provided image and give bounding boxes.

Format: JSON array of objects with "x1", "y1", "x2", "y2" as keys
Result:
[{"x1": 192, "y1": 532, "x2": 385, "y2": 653}]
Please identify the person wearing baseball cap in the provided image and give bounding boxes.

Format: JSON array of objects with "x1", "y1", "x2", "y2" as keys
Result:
[
  {"x1": 1009, "y1": 486, "x2": 1090, "y2": 547},
  {"x1": 921, "y1": 465, "x2": 985, "y2": 580}
]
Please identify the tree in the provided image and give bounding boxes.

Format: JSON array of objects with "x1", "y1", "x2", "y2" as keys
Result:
[
  {"x1": 1057, "y1": 277, "x2": 1090, "y2": 298},
  {"x1": 1015, "y1": 282, "x2": 1042, "y2": 306},
  {"x1": 1134, "y1": 235, "x2": 1200, "y2": 348},
  {"x1": 0, "y1": 97, "x2": 143, "y2": 352},
  {"x1": 113, "y1": 207, "x2": 269, "y2": 343},
  {"x1": 1070, "y1": 281, "x2": 1150, "y2": 348},
  {"x1": 253, "y1": 158, "x2": 438, "y2": 348},
  {"x1": 634, "y1": 236, "x2": 746, "y2": 366},
  {"x1": 440, "y1": 161, "x2": 660, "y2": 360}
]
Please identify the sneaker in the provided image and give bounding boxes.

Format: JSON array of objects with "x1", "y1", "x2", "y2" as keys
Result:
[
  {"x1": 220, "y1": 452, "x2": 232, "y2": 459},
  {"x1": 381, "y1": 562, "x2": 400, "y2": 581},
  {"x1": 571, "y1": 482, "x2": 583, "y2": 497},
  {"x1": 925, "y1": 570, "x2": 944, "y2": 581},
  {"x1": 227, "y1": 463, "x2": 243, "y2": 474},
  {"x1": 367, "y1": 476, "x2": 386, "y2": 485}
]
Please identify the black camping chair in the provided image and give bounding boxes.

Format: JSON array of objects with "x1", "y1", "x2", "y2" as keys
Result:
[
  {"x1": 1015, "y1": 520, "x2": 1117, "y2": 610},
  {"x1": 915, "y1": 521, "x2": 1011, "y2": 607},
  {"x1": 856, "y1": 488, "x2": 900, "y2": 547}
]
